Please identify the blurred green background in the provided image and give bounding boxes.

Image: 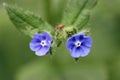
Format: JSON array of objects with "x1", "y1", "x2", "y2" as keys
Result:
[{"x1": 0, "y1": 0, "x2": 120, "y2": 80}]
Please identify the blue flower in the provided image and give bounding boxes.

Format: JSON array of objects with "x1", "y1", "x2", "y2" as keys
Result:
[
  {"x1": 66, "y1": 34, "x2": 92, "y2": 58},
  {"x1": 29, "y1": 32, "x2": 52, "y2": 56}
]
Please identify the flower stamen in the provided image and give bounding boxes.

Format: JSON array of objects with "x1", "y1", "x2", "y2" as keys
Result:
[
  {"x1": 40, "y1": 40, "x2": 47, "y2": 46},
  {"x1": 75, "y1": 41, "x2": 81, "y2": 47}
]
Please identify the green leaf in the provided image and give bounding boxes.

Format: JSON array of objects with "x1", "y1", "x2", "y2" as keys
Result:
[
  {"x1": 73, "y1": 0, "x2": 97, "y2": 29},
  {"x1": 61, "y1": 0, "x2": 88, "y2": 25},
  {"x1": 85, "y1": 0, "x2": 97, "y2": 9},
  {"x1": 61, "y1": 0, "x2": 97, "y2": 29},
  {"x1": 73, "y1": 9, "x2": 90, "y2": 30},
  {"x1": 4, "y1": 3, "x2": 54, "y2": 38}
]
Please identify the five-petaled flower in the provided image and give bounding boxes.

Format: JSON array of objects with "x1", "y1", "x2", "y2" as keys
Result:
[
  {"x1": 66, "y1": 34, "x2": 92, "y2": 58},
  {"x1": 29, "y1": 32, "x2": 52, "y2": 56}
]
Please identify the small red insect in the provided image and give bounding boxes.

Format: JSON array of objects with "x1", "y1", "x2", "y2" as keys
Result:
[{"x1": 55, "y1": 24, "x2": 64, "y2": 32}]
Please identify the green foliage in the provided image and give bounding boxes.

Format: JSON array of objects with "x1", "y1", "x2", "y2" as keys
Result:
[
  {"x1": 4, "y1": 3, "x2": 54, "y2": 38},
  {"x1": 73, "y1": 9, "x2": 90, "y2": 30},
  {"x1": 61, "y1": 0, "x2": 88, "y2": 25},
  {"x1": 1, "y1": 0, "x2": 120, "y2": 80},
  {"x1": 61, "y1": 0, "x2": 97, "y2": 29},
  {"x1": 4, "y1": 0, "x2": 97, "y2": 39}
]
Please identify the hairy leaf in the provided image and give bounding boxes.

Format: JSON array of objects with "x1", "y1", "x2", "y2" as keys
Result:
[
  {"x1": 61, "y1": 0, "x2": 88, "y2": 25},
  {"x1": 4, "y1": 3, "x2": 54, "y2": 38},
  {"x1": 73, "y1": 9, "x2": 90, "y2": 30},
  {"x1": 61, "y1": 0, "x2": 97, "y2": 29}
]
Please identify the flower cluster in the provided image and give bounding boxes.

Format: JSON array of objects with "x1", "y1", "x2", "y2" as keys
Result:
[{"x1": 29, "y1": 31, "x2": 92, "y2": 59}]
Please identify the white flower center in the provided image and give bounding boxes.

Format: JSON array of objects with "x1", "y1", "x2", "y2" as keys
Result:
[
  {"x1": 75, "y1": 41, "x2": 81, "y2": 47},
  {"x1": 40, "y1": 40, "x2": 47, "y2": 46}
]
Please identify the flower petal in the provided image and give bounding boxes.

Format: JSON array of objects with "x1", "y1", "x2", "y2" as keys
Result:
[
  {"x1": 43, "y1": 32, "x2": 52, "y2": 42},
  {"x1": 35, "y1": 46, "x2": 50, "y2": 56},
  {"x1": 82, "y1": 36, "x2": 92, "y2": 47},
  {"x1": 70, "y1": 47, "x2": 82, "y2": 58},
  {"x1": 30, "y1": 38, "x2": 40, "y2": 44},
  {"x1": 70, "y1": 45, "x2": 90, "y2": 58},
  {"x1": 66, "y1": 41, "x2": 75, "y2": 50},
  {"x1": 80, "y1": 45, "x2": 90, "y2": 57},
  {"x1": 67, "y1": 36, "x2": 76, "y2": 42},
  {"x1": 74, "y1": 34, "x2": 84, "y2": 41},
  {"x1": 33, "y1": 34, "x2": 43, "y2": 41},
  {"x1": 29, "y1": 42, "x2": 42, "y2": 51}
]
